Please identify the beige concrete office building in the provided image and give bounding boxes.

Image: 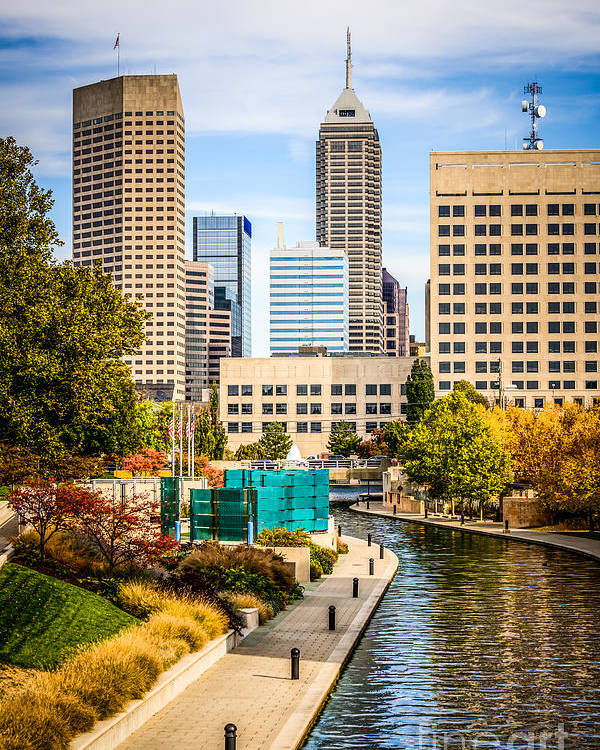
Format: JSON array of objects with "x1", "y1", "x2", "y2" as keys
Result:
[
  {"x1": 220, "y1": 355, "x2": 415, "y2": 455},
  {"x1": 72, "y1": 75, "x2": 186, "y2": 402},
  {"x1": 429, "y1": 150, "x2": 600, "y2": 407},
  {"x1": 316, "y1": 32, "x2": 383, "y2": 354}
]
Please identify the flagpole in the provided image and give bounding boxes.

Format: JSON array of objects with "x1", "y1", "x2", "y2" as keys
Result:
[
  {"x1": 117, "y1": 34, "x2": 120, "y2": 76},
  {"x1": 171, "y1": 401, "x2": 175, "y2": 477},
  {"x1": 187, "y1": 405, "x2": 191, "y2": 478},
  {"x1": 179, "y1": 404, "x2": 183, "y2": 479},
  {"x1": 191, "y1": 409, "x2": 195, "y2": 480}
]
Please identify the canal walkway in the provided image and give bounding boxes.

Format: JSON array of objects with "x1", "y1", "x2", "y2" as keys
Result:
[
  {"x1": 115, "y1": 535, "x2": 398, "y2": 750},
  {"x1": 351, "y1": 501, "x2": 600, "y2": 562}
]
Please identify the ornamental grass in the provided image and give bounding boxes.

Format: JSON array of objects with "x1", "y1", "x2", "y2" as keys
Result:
[
  {"x1": 0, "y1": 584, "x2": 228, "y2": 750},
  {"x1": 220, "y1": 591, "x2": 275, "y2": 624}
]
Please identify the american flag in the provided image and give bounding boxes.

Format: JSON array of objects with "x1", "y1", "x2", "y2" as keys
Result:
[
  {"x1": 186, "y1": 410, "x2": 191, "y2": 440},
  {"x1": 190, "y1": 410, "x2": 195, "y2": 437},
  {"x1": 168, "y1": 415, "x2": 174, "y2": 441},
  {"x1": 113, "y1": 34, "x2": 120, "y2": 50},
  {"x1": 177, "y1": 411, "x2": 182, "y2": 440}
]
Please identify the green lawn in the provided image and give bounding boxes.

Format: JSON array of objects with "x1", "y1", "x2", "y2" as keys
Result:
[{"x1": 0, "y1": 563, "x2": 137, "y2": 669}]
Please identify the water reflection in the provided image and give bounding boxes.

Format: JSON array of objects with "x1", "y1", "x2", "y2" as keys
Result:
[{"x1": 302, "y1": 503, "x2": 600, "y2": 749}]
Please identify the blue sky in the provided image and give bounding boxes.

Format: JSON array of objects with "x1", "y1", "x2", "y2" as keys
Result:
[{"x1": 1, "y1": 0, "x2": 599, "y2": 354}]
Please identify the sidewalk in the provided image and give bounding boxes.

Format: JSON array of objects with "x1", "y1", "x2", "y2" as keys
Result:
[
  {"x1": 351, "y1": 501, "x2": 600, "y2": 563},
  {"x1": 0, "y1": 502, "x2": 17, "y2": 556},
  {"x1": 116, "y1": 535, "x2": 398, "y2": 750}
]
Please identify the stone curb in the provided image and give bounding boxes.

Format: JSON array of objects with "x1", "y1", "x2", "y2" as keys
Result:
[
  {"x1": 351, "y1": 503, "x2": 600, "y2": 563},
  {"x1": 71, "y1": 613, "x2": 258, "y2": 750},
  {"x1": 267, "y1": 542, "x2": 399, "y2": 750}
]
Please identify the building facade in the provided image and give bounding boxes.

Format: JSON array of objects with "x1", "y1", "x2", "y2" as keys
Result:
[
  {"x1": 382, "y1": 268, "x2": 410, "y2": 356},
  {"x1": 429, "y1": 149, "x2": 600, "y2": 407},
  {"x1": 220, "y1": 355, "x2": 415, "y2": 455},
  {"x1": 193, "y1": 214, "x2": 251, "y2": 357},
  {"x1": 72, "y1": 75, "x2": 186, "y2": 402},
  {"x1": 316, "y1": 32, "x2": 383, "y2": 354},
  {"x1": 270, "y1": 240, "x2": 349, "y2": 353}
]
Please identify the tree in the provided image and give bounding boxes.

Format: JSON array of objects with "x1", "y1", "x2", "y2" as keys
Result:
[
  {"x1": 405, "y1": 359, "x2": 435, "y2": 425},
  {"x1": 195, "y1": 456, "x2": 224, "y2": 487},
  {"x1": 327, "y1": 421, "x2": 361, "y2": 457},
  {"x1": 0, "y1": 444, "x2": 40, "y2": 488},
  {"x1": 401, "y1": 392, "x2": 512, "y2": 512},
  {"x1": 122, "y1": 447, "x2": 167, "y2": 476},
  {"x1": 381, "y1": 421, "x2": 409, "y2": 458},
  {"x1": 67, "y1": 489, "x2": 177, "y2": 573},
  {"x1": 453, "y1": 380, "x2": 489, "y2": 406},
  {"x1": 234, "y1": 442, "x2": 264, "y2": 460},
  {"x1": 259, "y1": 423, "x2": 292, "y2": 460},
  {"x1": 0, "y1": 137, "x2": 147, "y2": 460},
  {"x1": 7, "y1": 481, "x2": 83, "y2": 560},
  {"x1": 209, "y1": 382, "x2": 227, "y2": 460}
]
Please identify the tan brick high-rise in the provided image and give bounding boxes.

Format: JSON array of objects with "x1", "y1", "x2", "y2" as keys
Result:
[
  {"x1": 316, "y1": 31, "x2": 383, "y2": 353},
  {"x1": 429, "y1": 149, "x2": 600, "y2": 408},
  {"x1": 72, "y1": 75, "x2": 186, "y2": 402}
]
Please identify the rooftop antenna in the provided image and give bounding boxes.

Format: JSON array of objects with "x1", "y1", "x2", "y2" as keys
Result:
[
  {"x1": 521, "y1": 82, "x2": 546, "y2": 150},
  {"x1": 345, "y1": 27, "x2": 352, "y2": 89}
]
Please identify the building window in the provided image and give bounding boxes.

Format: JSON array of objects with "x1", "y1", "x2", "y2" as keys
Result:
[
  {"x1": 241, "y1": 385, "x2": 252, "y2": 396},
  {"x1": 262, "y1": 385, "x2": 273, "y2": 396},
  {"x1": 310, "y1": 403, "x2": 322, "y2": 415},
  {"x1": 331, "y1": 384, "x2": 342, "y2": 396},
  {"x1": 296, "y1": 422, "x2": 308, "y2": 433},
  {"x1": 276, "y1": 384, "x2": 287, "y2": 396},
  {"x1": 331, "y1": 403, "x2": 342, "y2": 415},
  {"x1": 276, "y1": 403, "x2": 287, "y2": 414},
  {"x1": 262, "y1": 404, "x2": 273, "y2": 415},
  {"x1": 228, "y1": 422, "x2": 239, "y2": 433},
  {"x1": 366, "y1": 384, "x2": 377, "y2": 395},
  {"x1": 380, "y1": 384, "x2": 391, "y2": 396},
  {"x1": 380, "y1": 403, "x2": 392, "y2": 415},
  {"x1": 438, "y1": 205, "x2": 450, "y2": 217},
  {"x1": 366, "y1": 403, "x2": 378, "y2": 414},
  {"x1": 311, "y1": 384, "x2": 322, "y2": 396},
  {"x1": 241, "y1": 403, "x2": 252, "y2": 414},
  {"x1": 242, "y1": 422, "x2": 252, "y2": 433},
  {"x1": 310, "y1": 422, "x2": 322, "y2": 433},
  {"x1": 227, "y1": 385, "x2": 239, "y2": 396},
  {"x1": 228, "y1": 404, "x2": 239, "y2": 415},
  {"x1": 439, "y1": 381, "x2": 451, "y2": 391},
  {"x1": 345, "y1": 384, "x2": 356, "y2": 396},
  {"x1": 345, "y1": 403, "x2": 357, "y2": 414},
  {"x1": 297, "y1": 384, "x2": 307, "y2": 396},
  {"x1": 438, "y1": 244, "x2": 451, "y2": 256}
]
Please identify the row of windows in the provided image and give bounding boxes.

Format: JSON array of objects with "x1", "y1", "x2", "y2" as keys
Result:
[
  {"x1": 439, "y1": 301, "x2": 599, "y2": 314},
  {"x1": 438, "y1": 282, "x2": 600, "y2": 295},
  {"x1": 439, "y1": 341, "x2": 600, "y2": 354},
  {"x1": 438, "y1": 203, "x2": 600, "y2": 217},
  {"x1": 439, "y1": 242, "x2": 600, "y2": 256},
  {"x1": 227, "y1": 420, "x2": 397, "y2": 434},
  {"x1": 439, "y1": 321, "x2": 599, "y2": 334},
  {"x1": 438, "y1": 223, "x2": 595, "y2": 237},
  {"x1": 440, "y1": 360, "x2": 596, "y2": 374},
  {"x1": 227, "y1": 383, "x2": 394, "y2": 397},
  {"x1": 227, "y1": 402, "x2": 394, "y2": 415},
  {"x1": 438, "y1": 380, "x2": 598, "y2": 392},
  {"x1": 439, "y1": 262, "x2": 599, "y2": 274}
]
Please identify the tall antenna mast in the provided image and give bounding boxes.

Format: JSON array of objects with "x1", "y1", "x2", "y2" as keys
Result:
[
  {"x1": 521, "y1": 82, "x2": 546, "y2": 150},
  {"x1": 345, "y1": 27, "x2": 352, "y2": 89}
]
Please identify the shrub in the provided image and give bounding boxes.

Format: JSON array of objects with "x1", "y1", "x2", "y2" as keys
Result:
[
  {"x1": 220, "y1": 592, "x2": 274, "y2": 625},
  {"x1": 178, "y1": 542, "x2": 295, "y2": 593},
  {"x1": 310, "y1": 562, "x2": 323, "y2": 581},
  {"x1": 337, "y1": 540, "x2": 349, "y2": 554},
  {"x1": 256, "y1": 527, "x2": 311, "y2": 548},
  {"x1": 310, "y1": 543, "x2": 338, "y2": 575}
]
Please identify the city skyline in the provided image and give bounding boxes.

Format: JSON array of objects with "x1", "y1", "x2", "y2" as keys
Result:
[{"x1": 2, "y1": 2, "x2": 600, "y2": 355}]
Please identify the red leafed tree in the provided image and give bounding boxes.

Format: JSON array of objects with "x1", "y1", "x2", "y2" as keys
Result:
[
  {"x1": 68, "y1": 490, "x2": 177, "y2": 573},
  {"x1": 195, "y1": 455, "x2": 224, "y2": 488},
  {"x1": 122, "y1": 447, "x2": 167, "y2": 476},
  {"x1": 8, "y1": 481, "x2": 85, "y2": 560}
]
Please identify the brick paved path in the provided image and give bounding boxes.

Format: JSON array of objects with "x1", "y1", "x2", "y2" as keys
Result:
[{"x1": 116, "y1": 535, "x2": 397, "y2": 750}]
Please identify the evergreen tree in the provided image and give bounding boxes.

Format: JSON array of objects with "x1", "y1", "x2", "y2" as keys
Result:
[
  {"x1": 327, "y1": 420, "x2": 361, "y2": 457},
  {"x1": 405, "y1": 358, "x2": 435, "y2": 425},
  {"x1": 0, "y1": 137, "x2": 147, "y2": 459},
  {"x1": 259, "y1": 422, "x2": 292, "y2": 459}
]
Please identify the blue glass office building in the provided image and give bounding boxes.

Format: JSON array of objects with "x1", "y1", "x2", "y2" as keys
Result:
[{"x1": 193, "y1": 214, "x2": 251, "y2": 357}]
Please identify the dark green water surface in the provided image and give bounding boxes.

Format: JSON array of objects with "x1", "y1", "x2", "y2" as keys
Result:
[{"x1": 301, "y1": 498, "x2": 600, "y2": 749}]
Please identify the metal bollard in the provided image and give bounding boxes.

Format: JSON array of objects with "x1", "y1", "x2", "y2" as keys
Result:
[
  {"x1": 291, "y1": 647, "x2": 300, "y2": 680},
  {"x1": 338, "y1": 524, "x2": 342, "y2": 537},
  {"x1": 460, "y1": 513, "x2": 465, "y2": 525},
  {"x1": 379, "y1": 543, "x2": 384, "y2": 560},
  {"x1": 504, "y1": 519, "x2": 510, "y2": 533},
  {"x1": 366, "y1": 500, "x2": 370, "y2": 509},
  {"x1": 352, "y1": 577, "x2": 359, "y2": 597},
  {"x1": 393, "y1": 504, "x2": 397, "y2": 515},
  {"x1": 329, "y1": 605, "x2": 336, "y2": 631},
  {"x1": 424, "y1": 506, "x2": 428, "y2": 519},
  {"x1": 367, "y1": 533, "x2": 372, "y2": 546},
  {"x1": 369, "y1": 558, "x2": 374, "y2": 575},
  {"x1": 225, "y1": 723, "x2": 237, "y2": 750}
]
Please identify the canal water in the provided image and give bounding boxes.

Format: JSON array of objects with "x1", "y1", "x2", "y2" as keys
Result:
[{"x1": 302, "y1": 496, "x2": 600, "y2": 749}]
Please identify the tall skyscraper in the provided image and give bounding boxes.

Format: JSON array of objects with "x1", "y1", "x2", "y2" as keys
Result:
[
  {"x1": 270, "y1": 234, "x2": 349, "y2": 354},
  {"x1": 72, "y1": 75, "x2": 186, "y2": 402},
  {"x1": 382, "y1": 268, "x2": 410, "y2": 356},
  {"x1": 429, "y1": 149, "x2": 600, "y2": 408},
  {"x1": 316, "y1": 30, "x2": 383, "y2": 353},
  {"x1": 193, "y1": 214, "x2": 251, "y2": 357}
]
